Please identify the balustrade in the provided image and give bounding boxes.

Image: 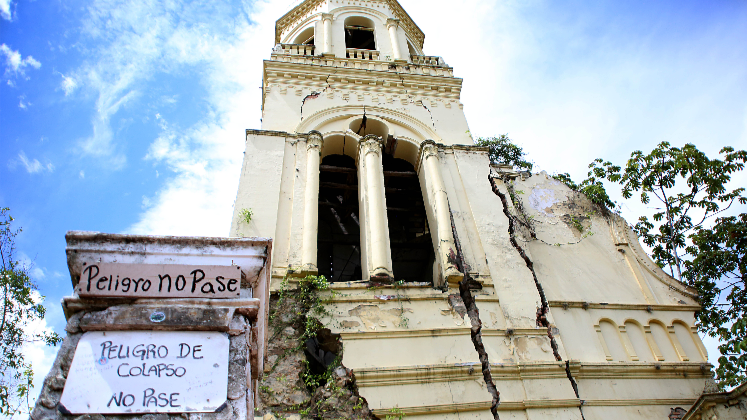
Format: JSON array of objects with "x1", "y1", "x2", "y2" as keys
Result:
[
  {"x1": 269, "y1": 48, "x2": 454, "y2": 77},
  {"x1": 411, "y1": 55, "x2": 445, "y2": 67},
  {"x1": 346, "y1": 48, "x2": 380, "y2": 60},
  {"x1": 277, "y1": 43, "x2": 316, "y2": 56}
]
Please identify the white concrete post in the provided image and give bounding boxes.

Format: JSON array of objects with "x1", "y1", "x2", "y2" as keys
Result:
[
  {"x1": 322, "y1": 13, "x2": 334, "y2": 56},
  {"x1": 360, "y1": 135, "x2": 393, "y2": 280},
  {"x1": 420, "y1": 141, "x2": 463, "y2": 285},
  {"x1": 386, "y1": 19, "x2": 403, "y2": 61},
  {"x1": 301, "y1": 131, "x2": 324, "y2": 274}
]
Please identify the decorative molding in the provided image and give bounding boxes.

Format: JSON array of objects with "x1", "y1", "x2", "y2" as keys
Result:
[
  {"x1": 339, "y1": 327, "x2": 558, "y2": 340},
  {"x1": 419, "y1": 139, "x2": 439, "y2": 160},
  {"x1": 386, "y1": 17, "x2": 399, "y2": 29},
  {"x1": 296, "y1": 104, "x2": 439, "y2": 143},
  {"x1": 354, "y1": 361, "x2": 711, "y2": 388},
  {"x1": 245, "y1": 129, "x2": 304, "y2": 139},
  {"x1": 306, "y1": 130, "x2": 324, "y2": 150},
  {"x1": 369, "y1": 397, "x2": 699, "y2": 416},
  {"x1": 358, "y1": 134, "x2": 384, "y2": 157},
  {"x1": 612, "y1": 213, "x2": 699, "y2": 300},
  {"x1": 369, "y1": 399, "x2": 581, "y2": 416},
  {"x1": 548, "y1": 300, "x2": 700, "y2": 312}
]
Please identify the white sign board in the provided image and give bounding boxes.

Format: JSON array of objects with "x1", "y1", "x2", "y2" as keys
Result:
[
  {"x1": 59, "y1": 331, "x2": 230, "y2": 414},
  {"x1": 76, "y1": 263, "x2": 242, "y2": 299}
]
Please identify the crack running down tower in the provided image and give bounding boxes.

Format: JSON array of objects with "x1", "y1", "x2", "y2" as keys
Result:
[{"x1": 231, "y1": 1, "x2": 715, "y2": 419}]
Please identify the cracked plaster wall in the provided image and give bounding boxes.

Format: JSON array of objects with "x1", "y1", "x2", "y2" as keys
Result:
[{"x1": 233, "y1": 2, "x2": 713, "y2": 417}]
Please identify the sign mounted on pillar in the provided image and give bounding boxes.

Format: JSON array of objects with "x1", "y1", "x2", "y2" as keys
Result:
[
  {"x1": 59, "y1": 331, "x2": 230, "y2": 414},
  {"x1": 75, "y1": 263, "x2": 242, "y2": 299}
]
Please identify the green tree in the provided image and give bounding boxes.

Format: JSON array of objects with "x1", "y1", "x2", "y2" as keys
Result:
[
  {"x1": 589, "y1": 142, "x2": 746, "y2": 280},
  {"x1": 685, "y1": 214, "x2": 746, "y2": 388},
  {"x1": 1, "y1": 208, "x2": 61, "y2": 416},
  {"x1": 577, "y1": 142, "x2": 747, "y2": 388},
  {"x1": 552, "y1": 169, "x2": 617, "y2": 209},
  {"x1": 475, "y1": 134, "x2": 533, "y2": 171}
]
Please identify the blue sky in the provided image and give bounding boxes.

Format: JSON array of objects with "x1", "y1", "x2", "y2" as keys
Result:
[{"x1": 1, "y1": 0, "x2": 746, "y2": 409}]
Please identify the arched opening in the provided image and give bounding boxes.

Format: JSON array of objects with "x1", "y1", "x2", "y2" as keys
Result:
[
  {"x1": 317, "y1": 154, "x2": 362, "y2": 282},
  {"x1": 625, "y1": 321, "x2": 655, "y2": 362},
  {"x1": 673, "y1": 321, "x2": 704, "y2": 362},
  {"x1": 382, "y1": 150, "x2": 434, "y2": 283},
  {"x1": 344, "y1": 16, "x2": 376, "y2": 50},
  {"x1": 649, "y1": 321, "x2": 678, "y2": 361},
  {"x1": 294, "y1": 26, "x2": 315, "y2": 45},
  {"x1": 407, "y1": 41, "x2": 418, "y2": 59},
  {"x1": 599, "y1": 320, "x2": 628, "y2": 362},
  {"x1": 349, "y1": 116, "x2": 388, "y2": 139}
]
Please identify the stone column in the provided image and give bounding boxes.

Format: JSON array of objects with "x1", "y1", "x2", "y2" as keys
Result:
[
  {"x1": 360, "y1": 135, "x2": 393, "y2": 280},
  {"x1": 301, "y1": 131, "x2": 324, "y2": 274},
  {"x1": 322, "y1": 13, "x2": 334, "y2": 56},
  {"x1": 420, "y1": 141, "x2": 463, "y2": 285},
  {"x1": 386, "y1": 19, "x2": 403, "y2": 61}
]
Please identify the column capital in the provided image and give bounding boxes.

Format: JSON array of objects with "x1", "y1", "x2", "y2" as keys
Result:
[
  {"x1": 307, "y1": 131, "x2": 324, "y2": 151},
  {"x1": 386, "y1": 18, "x2": 400, "y2": 29},
  {"x1": 419, "y1": 139, "x2": 439, "y2": 159},
  {"x1": 322, "y1": 12, "x2": 334, "y2": 22},
  {"x1": 359, "y1": 135, "x2": 384, "y2": 157}
]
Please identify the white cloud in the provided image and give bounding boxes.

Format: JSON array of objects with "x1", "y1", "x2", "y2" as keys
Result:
[
  {"x1": 60, "y1": 73, "x2": 78, "y2": 96},
  {"x1": 68, "y1": 0, "x2": 279, "y2": 168},
  {"x1": 96, "y1": 0, "x2": 290, "y2": 236},
  {"x1": 18, "y1": 94, "x2": 30, "y2": 109},
  {"x1": 0, "y1": 44, "x2": 41, "y2": 80},
  {"x1": 9, "y1": 151, "x2": 54, "y2": 174},
  {"x1": 0, "y1": 0, "x2": 12, "y2": 21},
  {"x1": 79, "y1": 170, "x2": 85, "y2": 179}
]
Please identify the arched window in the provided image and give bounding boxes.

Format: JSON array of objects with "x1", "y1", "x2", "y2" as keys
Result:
[
  {"x1": 649, "y1": 321, "x2": 678, "y2": 361},
  {"x1": 345, "y1": 16, "x2": 376, "y2": 50},
  {"x1": 673, "y1": 321, "x2": 705, "y2": 362},
  {"x1": 625, "y1": 321, "x2": 655, "y2": 362},
  {"x1": 317, "y1": 153, "x2": 362, "y2": 282},
  {"x1": 294, "y1": 26, "x2": 315, "y2": 45},
  {"x1": 382, "y1": 147, "x2": 434, "y2": 283},
  {"x1": 599, "y1": 320, "x2": 628, "y2": 361},
  {"x1": 407, "y1": 41, "x2": 418, "y2": 59}
]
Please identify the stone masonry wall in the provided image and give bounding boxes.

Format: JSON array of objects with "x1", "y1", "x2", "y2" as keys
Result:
[{"x1": 31, "y1": 310, "x2": 253, "y2": 420}]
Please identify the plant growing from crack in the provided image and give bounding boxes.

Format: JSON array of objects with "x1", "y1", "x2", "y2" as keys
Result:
[
  {"x1": 239, "y1": 208, "x2": 253, "y2": 224},
  {"x1": 392, "y1": 279, "x2": 410, "y2": 328},
  {"x1": 385, "y1": 407, "x2": 406, "y2": 420}
]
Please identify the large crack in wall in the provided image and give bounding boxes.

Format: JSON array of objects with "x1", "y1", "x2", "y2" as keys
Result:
[
  {"x1": 300, "y1": 71, "x2": 338, "y2": 121},
  {"x1": 489, "y1": 175, "x2": 586, "y2": 420},
  {"x1": 450, "y1": 210, "x2": 501, "y2": 420}
]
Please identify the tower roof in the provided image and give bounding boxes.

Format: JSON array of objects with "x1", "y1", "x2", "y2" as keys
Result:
[{"x1": 275, "y1": 0, "x2": 425, "y2": 49}]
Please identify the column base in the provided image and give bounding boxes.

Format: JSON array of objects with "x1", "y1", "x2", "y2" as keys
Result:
[
  {"x1": 369, "y1": 267, "x2": 393, "y2": 284},
  {"x1": 445, "y1": 266, "x2": 464, "y2": 285},
  {"x1": 298, "y1": 264, "x2": 319, "y2": 277}
]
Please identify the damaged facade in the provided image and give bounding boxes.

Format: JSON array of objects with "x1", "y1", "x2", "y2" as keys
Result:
[
  {"x1": 232, "y1": 0, "x2": 716, "y2": 419},
  {"x1": 29, "y1": 1, "x2": 723, "y2": 420}
]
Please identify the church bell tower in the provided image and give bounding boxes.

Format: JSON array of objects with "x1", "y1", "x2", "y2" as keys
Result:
[
  {"x1": 233, "y1": 0, "x2": 470, "y2": 287},
  {"x1": 231, "y1": 1, "x2": 712, "y2": 419}
]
